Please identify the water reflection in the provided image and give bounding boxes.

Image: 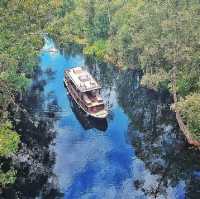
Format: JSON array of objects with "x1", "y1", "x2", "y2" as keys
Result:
[
  {"x1": 116, "y1": 69, "x2": 200, "y2": 198},
  {"x1": 1, "y1": 67, "x2": 64, "y2": 199},
  {"x1": 86, "y1": 58, "x2": 200, "y2": 198},
  {"x1": 2, "y1": 38, "x2": 200, "y2": 199}
]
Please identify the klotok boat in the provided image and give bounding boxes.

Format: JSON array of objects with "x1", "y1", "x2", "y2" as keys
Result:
[{"x1": 64, "y1": 66, "x2": 108, "y2": 119}]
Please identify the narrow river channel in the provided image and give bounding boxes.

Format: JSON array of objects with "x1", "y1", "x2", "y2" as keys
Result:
[
  {"x1": 42, "y1": 38, "x2": 135, "y2": 198},
  {"x1": 3, "y1": 38, "x2": 200, "y2": 199}
]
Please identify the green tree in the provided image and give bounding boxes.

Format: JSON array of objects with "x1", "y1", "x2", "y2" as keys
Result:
[
  {"x1": 0, "y1": 0, "x2": 55, "y2": 187},
  {"x1": 47, "y1": 0, "x2": 200, "y2": 144},
  {"x1": 0, "y1": 122, "x2": 20, "y2": 157}
]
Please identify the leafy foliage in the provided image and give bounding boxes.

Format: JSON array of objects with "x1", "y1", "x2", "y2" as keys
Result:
[
  {"x1": 176, "y1": 94, "x2": 200, "y2": 140},
  {"x1": 0, "y1": 168, "x2": 17, "y2": 188},
  {"x1": 141, "y1": 69, "x2": 169, "y2": 91},
  {"x1": 47, "y1": 0, "x2": 200, "y2": 142},
  {"x1": 0, "y1": 121, "x2": 19, "y2": 187},
  {"x1": 0, "y1": 0, "x2": 55, "y2": 187},
  {"x1": 0, "y1": 122, "x2": 20, "y2": 157},
  {"x1": 83, "y1": 39, "x2": 107, "y2": 59}
]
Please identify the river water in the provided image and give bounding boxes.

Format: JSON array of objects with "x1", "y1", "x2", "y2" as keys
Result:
[{"x1": 2, "y1": 38, "x2": 200, "y2": 199}]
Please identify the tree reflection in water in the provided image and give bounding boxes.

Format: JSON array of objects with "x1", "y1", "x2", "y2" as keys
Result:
[
  {"x1": 1, "y1": 68, "x2": 63, "y2": 199},
  {"x1": 87, "y1": 59, "x2": 200, "y2": 198},
  {"x1": 118, "y1": 69, "x2": 200, "y2": 198},
  {"x1": 2, "y1": 43, "x2": 200, "y2": 198}
]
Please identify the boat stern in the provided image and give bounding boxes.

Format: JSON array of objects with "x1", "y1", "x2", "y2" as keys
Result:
[{"x1": 91, "y1": 109, "x2": 108, "y2": 119}]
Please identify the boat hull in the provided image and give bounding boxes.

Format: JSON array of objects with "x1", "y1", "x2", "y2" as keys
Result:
[
  {"x1": 64, "y1": 79, "x2": 108, "y2": 119},
  {"x1": 68, "y1": 94, "x2": 108, "y2": 131}
]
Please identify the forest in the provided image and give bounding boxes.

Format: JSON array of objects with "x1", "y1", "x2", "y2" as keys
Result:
[
  {"x1": 0, "y1": 0, "x2": 58, "y2": 188},
  {"x1": 47, "y1": 0, "x2": 200, "y2": 142},
  {"x1": 0, "y1": 0, "x2": 200, "y2": 189}
]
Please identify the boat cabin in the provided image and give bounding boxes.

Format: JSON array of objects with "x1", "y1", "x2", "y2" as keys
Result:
[{"x1": 64, "y1": 67, "x2": 107, "y2": 118}]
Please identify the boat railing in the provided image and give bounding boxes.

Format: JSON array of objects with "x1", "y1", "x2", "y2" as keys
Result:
[{"x1": 83, "y1": 95, "x2": 91, "y2": 105}]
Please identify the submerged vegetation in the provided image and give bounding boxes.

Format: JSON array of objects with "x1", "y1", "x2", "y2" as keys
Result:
[{"x1": 47, "y1": 0, "x2": 200, "y2": 142}]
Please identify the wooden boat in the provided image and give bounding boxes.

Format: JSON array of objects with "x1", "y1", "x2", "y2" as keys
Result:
[
  {"x1": 64, "y1": 66, "x2": 108, "y2": 119},
  {"x1": 68, "y1": 95, "x2": 108, "y2": 131}
]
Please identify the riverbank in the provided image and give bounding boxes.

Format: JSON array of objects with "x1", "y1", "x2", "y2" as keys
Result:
[
  {"x1": 0, "y1": 0, "x2": 56, "y2": 189},
  {"x1": 48, "y1": 32, "x2": 200, "y2": 148},
  {"x1": 141, "y1": 70, "x2": 200, "y2": 148},
  {"x1": 46, "y1": 0, "x2": 200, "y2": 147},
  {"x1": 1, "y1": 67, "x2": 60, "y2": 198},
  {"x1": 1, "y1": 37, "x2": 200, "y2": 198}
]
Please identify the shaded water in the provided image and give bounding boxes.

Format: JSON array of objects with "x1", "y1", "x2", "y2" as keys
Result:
[{"x1": 2, "y1": 38, "x2": 200, "y2": 199}]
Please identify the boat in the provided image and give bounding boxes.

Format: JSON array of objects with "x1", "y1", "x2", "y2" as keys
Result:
[
  {"x1": 64, "y1": 66, "x2": 108, "y2": 119},
  {"x1": 68, "y1": 95, "x2": 108, "y2": 131}
]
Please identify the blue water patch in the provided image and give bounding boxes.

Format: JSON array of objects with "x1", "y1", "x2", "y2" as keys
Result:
[{"x1": 64, "y1": 163, "x2": 99, "y2": 198}]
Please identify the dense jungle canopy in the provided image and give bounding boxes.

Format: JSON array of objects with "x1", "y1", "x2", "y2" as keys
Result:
[
  {"x1": 0, "y1": 0, "x2": 200, "y2": 187},
  {"x1": 48, "y1": 0, "x2": 200, "y2": 142}
]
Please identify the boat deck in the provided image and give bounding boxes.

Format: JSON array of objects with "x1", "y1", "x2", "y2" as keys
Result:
[
  {"x1": 65, "y1": 67, "x2": 101, "y2": 92},
  {"x1": 64, "y1": 66, "x2": 108, "y2": 119}
]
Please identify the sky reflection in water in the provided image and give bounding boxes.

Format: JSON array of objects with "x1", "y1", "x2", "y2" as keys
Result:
[{"x1": 38, "y1": 38, "x2": 187, "y2": 199}]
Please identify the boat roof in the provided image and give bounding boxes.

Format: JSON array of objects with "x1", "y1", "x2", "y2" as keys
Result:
[{"x1": 65, "y1": 66, "x2": 101, "y2": 92}]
